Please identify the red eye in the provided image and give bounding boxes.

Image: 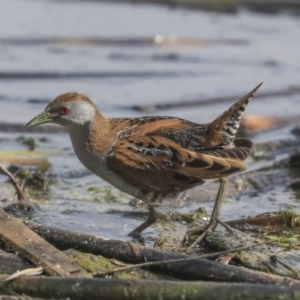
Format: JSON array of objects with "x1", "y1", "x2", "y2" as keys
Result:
[{"x1": 59, "y1": 106, "x2": 69, "y2": 115}]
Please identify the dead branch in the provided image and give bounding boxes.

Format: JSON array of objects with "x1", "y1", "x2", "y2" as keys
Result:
[
  {"x1": 24, "y1": 220, "x2": 300, "y2": 286},
  {"x1": 0, "y1": 165, "x2": 25, "y2": 201},
  {"x1": 93, "y1": 241, "x2": 271, "y2": 276},
  {"x1": 0, "y1": 209, "x2": 90, "y2": 277},
  {"x1": 1, "y1": 276, "x2": 300, "y2": 300}
]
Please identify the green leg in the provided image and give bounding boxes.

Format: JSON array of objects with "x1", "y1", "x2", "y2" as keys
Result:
[
  {"x1": 128, "y1": 205, "x2": 157, "y2": 236},
  {"x1": 184, "y1": 177, "x2": 231, "y2": 247}
]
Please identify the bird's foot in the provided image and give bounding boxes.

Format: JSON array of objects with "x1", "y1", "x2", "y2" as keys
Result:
[
  {"x1": 183, "y1": 218, "x2": 235, "y2": 248},
  {"x1": 128, "y1": 230, "x2": 146, "y2": 245},
  {"x1": 128, "y1": 229, "x2": 142, "y2": 238},
  {"x1": 128, "y1": 205, "x2": 157, "y2": 238}
]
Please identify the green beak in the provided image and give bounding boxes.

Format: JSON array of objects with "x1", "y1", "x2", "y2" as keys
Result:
[{"x1": 25, "y1": 111, "x2": 53, "y2": 128}]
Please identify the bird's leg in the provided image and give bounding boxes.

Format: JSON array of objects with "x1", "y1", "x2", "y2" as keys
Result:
[
  {"x1": 128, "y1": 205, "x2": 157, "y2": 236},
  {"x1": 184, "y1": 177, "x2": 233, "y2": 247}
]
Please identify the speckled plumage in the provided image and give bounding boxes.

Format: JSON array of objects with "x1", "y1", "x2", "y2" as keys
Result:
[{"x1": 103, "y1": 84, "x2": 260, "y2": 202}]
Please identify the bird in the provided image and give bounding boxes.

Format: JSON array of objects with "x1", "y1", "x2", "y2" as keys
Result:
[{"x1": 26, "y1": 83, "x2": 262, "y2": 246}]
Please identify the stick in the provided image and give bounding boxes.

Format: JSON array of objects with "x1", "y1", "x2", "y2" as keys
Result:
[
  {"x1": 24, "y1": 220, "x2": 300, "y2": 286},
  {"x1": 93, "y1": 241, "x2": 271, "y2": 276},
  {"x1": 0, "y1": 164, "x2": 26, "y2": 201}
]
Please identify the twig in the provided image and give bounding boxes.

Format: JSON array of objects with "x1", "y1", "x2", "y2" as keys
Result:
[
  {"x1": 0, "y1": 164, "x2": 26, "y2": 201},
  {"x1": 93, "y1": 241, "x2": 270, "y2": 276},
  {"x1": 2, "y1": 267, "x2": 43, "y2": 283}
]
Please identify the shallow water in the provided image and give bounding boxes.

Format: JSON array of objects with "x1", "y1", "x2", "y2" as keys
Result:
[{"x1": 0, "y1": 0, "x2": 300, "y2": 242}]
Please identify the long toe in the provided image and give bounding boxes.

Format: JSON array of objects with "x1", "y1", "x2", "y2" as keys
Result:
[
  {"x1": 182, "y1": 224, "x2": 206, "y2": 245},
  {"x1": 183, "y1": 217, "x2": 219, "y2": 247},
  {"x1": 128, "y1": 229, "x2": 142, "y2": 238},
  {"x1": 188, "y1": 222, "x2": 217, "y2": 248},
  {"x1": 187, "y1": 218, "x2": 237, "y2": 248},
  {"x1": 217, "y1": 218, "x2": 235, "y2": 234}
]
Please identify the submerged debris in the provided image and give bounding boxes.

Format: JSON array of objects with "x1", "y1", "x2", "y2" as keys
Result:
[
  {"x1": 227, "y1": 211, "x2": 300, "y2": 232},
  {"x1": 16, "y1": 136, "x2": 36, "y2": 151}
]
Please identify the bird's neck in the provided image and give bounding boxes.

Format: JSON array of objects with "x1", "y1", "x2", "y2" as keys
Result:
[
  {"x1": 67, "y1": 110, "x2": 114, "y2": 156},
  {"x1": 87, "y1": 111, "x2": 114, "y2": 154}
]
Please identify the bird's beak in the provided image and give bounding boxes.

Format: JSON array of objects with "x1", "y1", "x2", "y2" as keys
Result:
[{"x1": 25, "y1": 111, "x2": 53, "y2": 128}]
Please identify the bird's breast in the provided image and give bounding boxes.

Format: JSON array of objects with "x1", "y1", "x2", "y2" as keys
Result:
[{"x1": 67, "y1": 126, "x2": 140, "y2": 198}]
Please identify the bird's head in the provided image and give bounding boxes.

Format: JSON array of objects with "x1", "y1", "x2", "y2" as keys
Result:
[{"x1": 25, "y1": 92, "x2": 97, "y2": 129}]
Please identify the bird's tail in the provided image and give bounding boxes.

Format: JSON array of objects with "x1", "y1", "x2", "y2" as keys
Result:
[{"x1": 205, "y1": 83, "x2": 262, "y2": 147}]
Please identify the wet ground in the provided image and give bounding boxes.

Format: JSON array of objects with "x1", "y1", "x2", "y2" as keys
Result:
[{"x1": 0, "y1": 0, "x2": 300, "y2": 243}]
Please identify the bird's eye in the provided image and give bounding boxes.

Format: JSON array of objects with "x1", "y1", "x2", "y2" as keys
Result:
[{"x1": 59, "y1": 106, "x2": 70, "y2": 115}]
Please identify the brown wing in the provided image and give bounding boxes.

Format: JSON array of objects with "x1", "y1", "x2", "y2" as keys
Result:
[
  {"x1": 108, "y1": 83, "x2": 262, "y2": 152},
  {"x1": 107, "y1": 135, "x2": 249, "y2": 195}
]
